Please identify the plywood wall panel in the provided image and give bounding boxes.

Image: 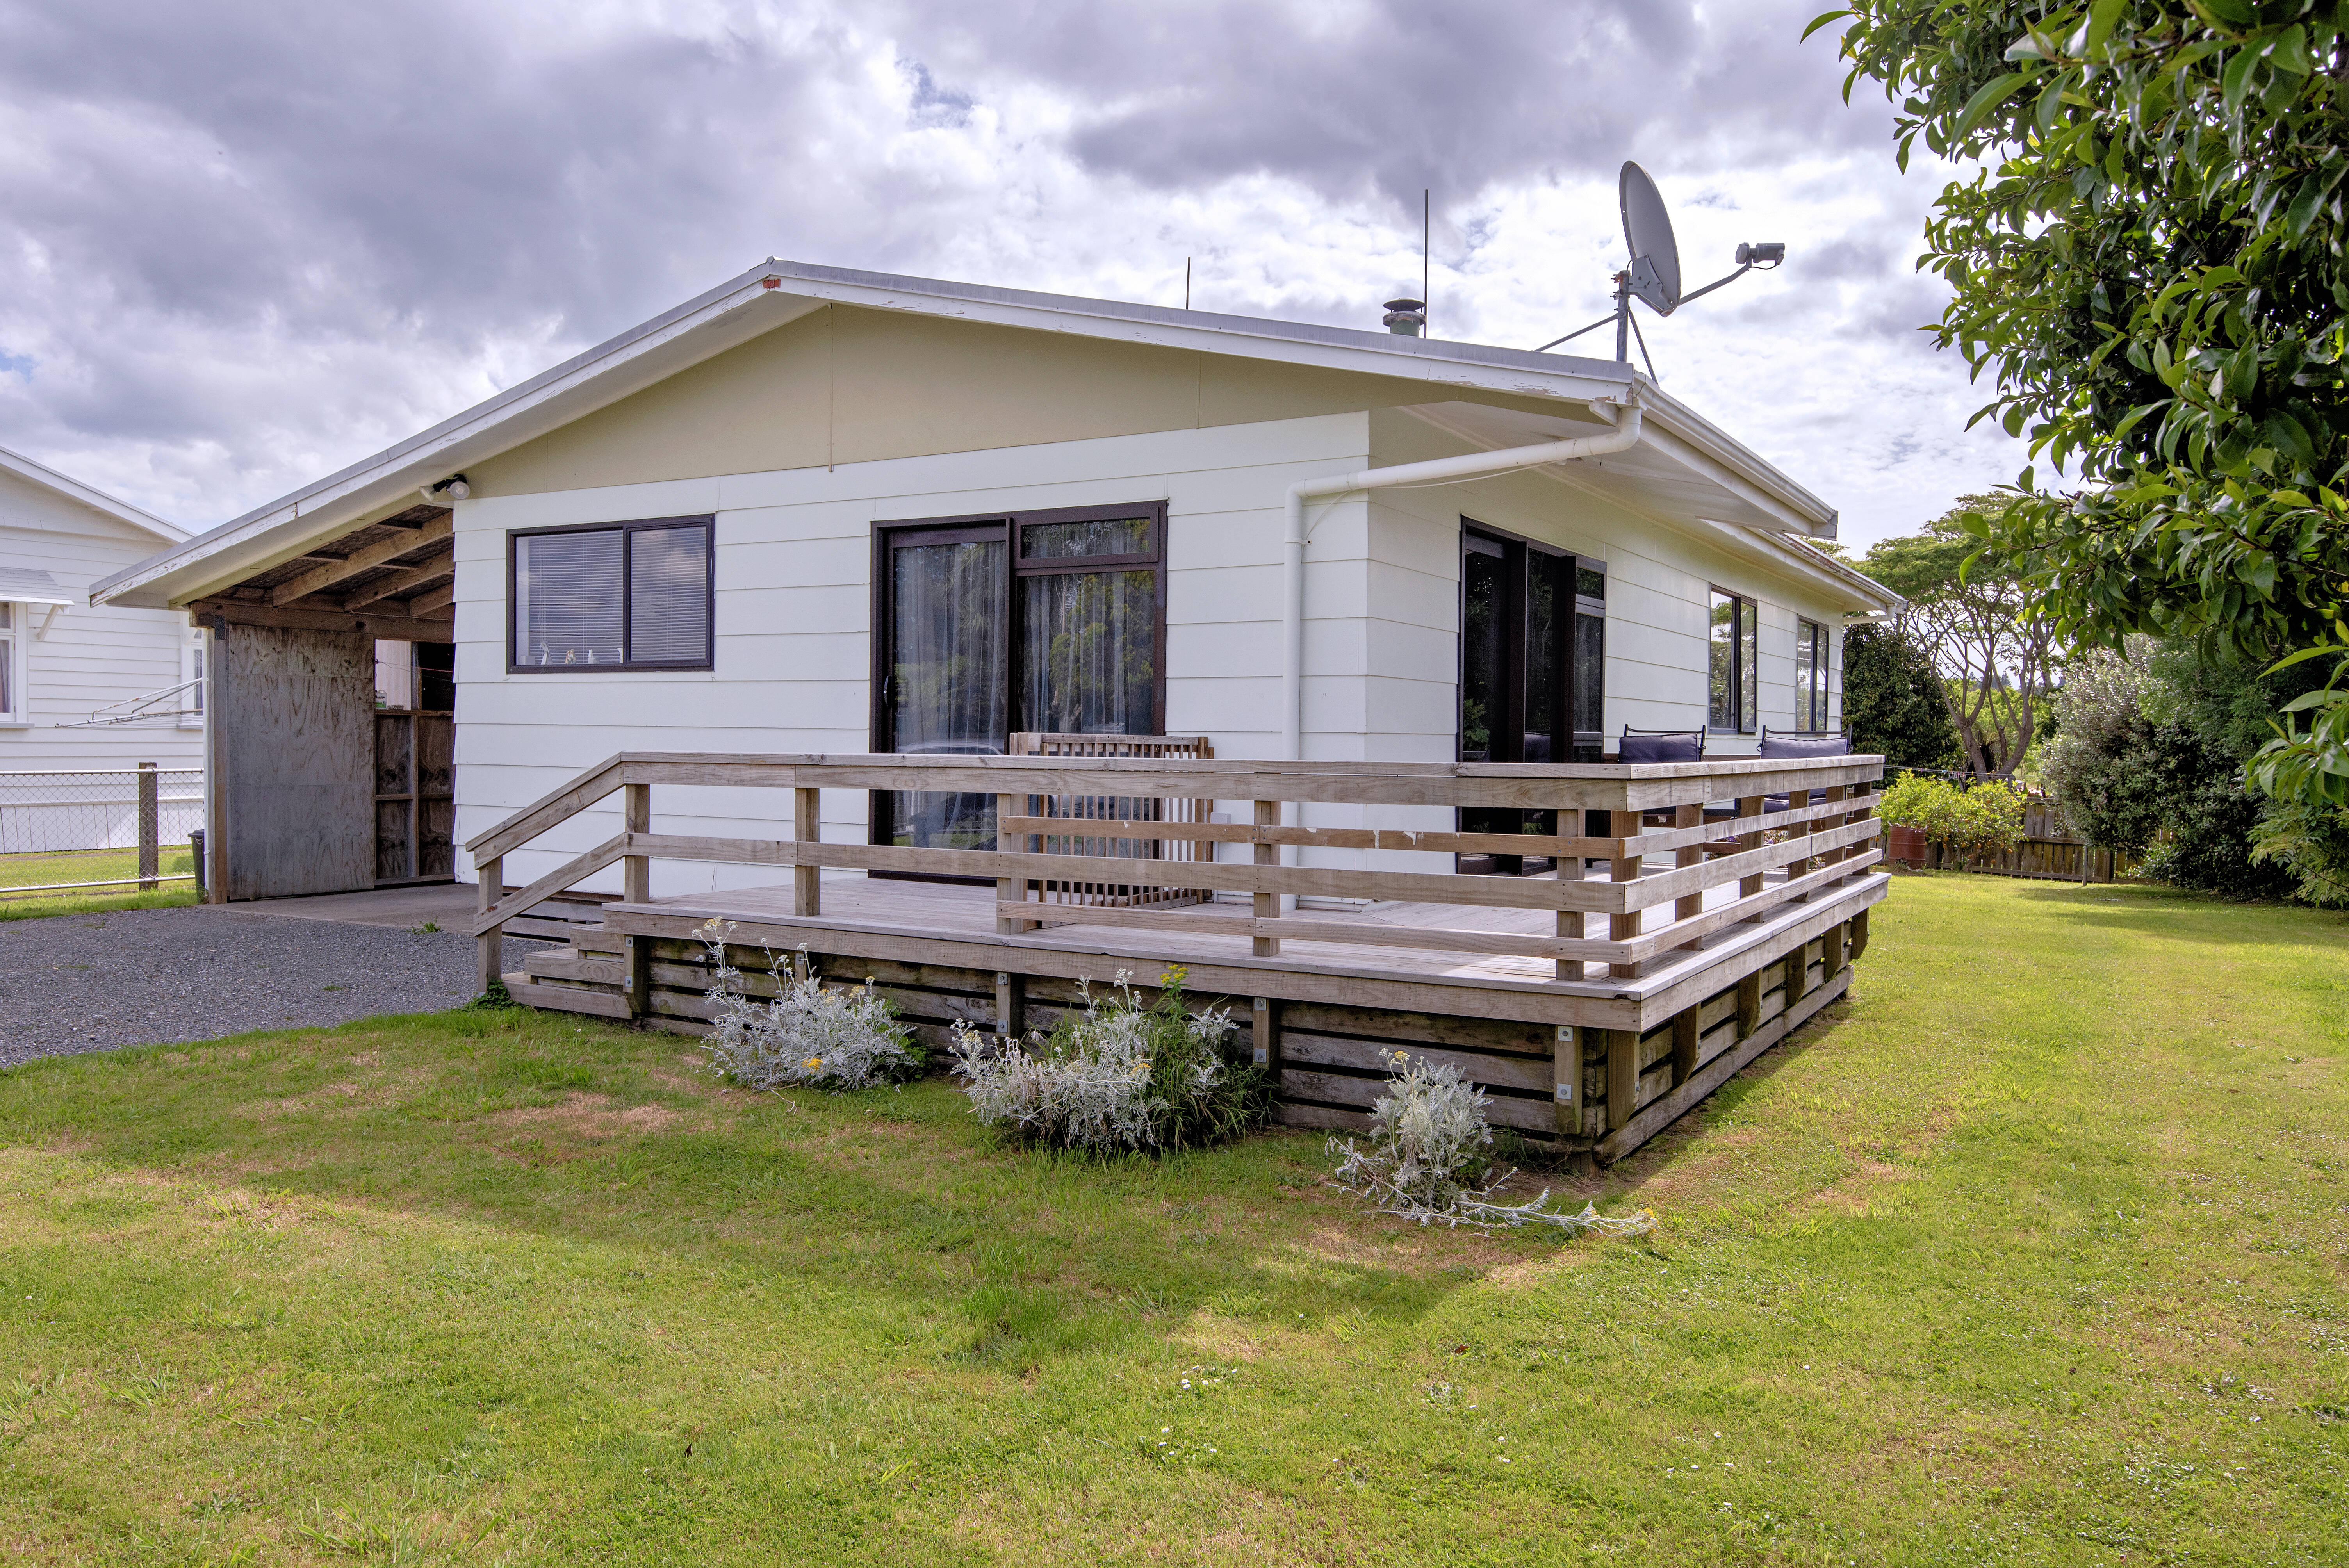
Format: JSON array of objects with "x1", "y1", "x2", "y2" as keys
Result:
[{"x1": 219, "y1": 624, "x2": 374, "y2": 900}]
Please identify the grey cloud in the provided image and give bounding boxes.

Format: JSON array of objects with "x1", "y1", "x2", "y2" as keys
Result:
[
  {"x1": 0, "y1": 0, "x2": 1991, "y2": 533},
  {"x1": 914, "y1": 0, "x2": 1884, "y2": 212}
]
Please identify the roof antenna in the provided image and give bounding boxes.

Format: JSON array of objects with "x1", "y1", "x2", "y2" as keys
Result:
[
  {"x1": 1184, "y1": 257, "x2": 1191, "y2": 311},
  {"x1": 1422, "y1": 189, "x2": 1430, "y2": 336},
  {"x1": 1532, "y1": 162, "x2": 1785, "y2": 368}
]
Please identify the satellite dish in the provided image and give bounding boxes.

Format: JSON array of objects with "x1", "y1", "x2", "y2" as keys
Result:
[
  {"x1": 1619, "y1": 162, "x2": 1682, "y2": 315},
  {"x1": 1528, "y1": 161, "x2": 1783, "y2": 365}
]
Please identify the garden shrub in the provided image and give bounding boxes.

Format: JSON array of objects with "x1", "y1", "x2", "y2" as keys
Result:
[
  {"x1": 949, "y1": 966, "x2": 1269, "y2": 1155},
  {"x1": 696, "y1": 921, "x2": 919, "y2": 1092},
  {"x1": 2250, "y1": 796, "x2": 2349, "y2": 907},
  {"x1": 1326, "y1": 1051, "x2": 1652, "y2": 1235},
  {"x1": 1875, "y1": 772, "x2": 2026, "y2": 868}
]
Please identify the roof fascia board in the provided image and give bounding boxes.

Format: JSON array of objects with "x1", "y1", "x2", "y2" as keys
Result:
[
  {"x1": 92, "y1": 271, "x2": 817, "y2": 607},
  {"x1": 1679, "y1": 514, "x2": 1904, "y2": 613},
  {"x1": 1394, "y1": 403, "x2": 1899, "y2": 613},
  {"x1": 0, "y1": 445, "x2": 187, "y2": 542},
  {"x1": 1636, "y1": 419, "x2": 1821, "y2": 537},
  {"x1": 756, "y1": 262, "x2": 1640, "y2": 406},
  {"x1": 93, "y1": 257, "x2": 1833, "y2": 604},
  {"x1": 1631, "y1": 381, "x2": 1837, "y2": 536}
]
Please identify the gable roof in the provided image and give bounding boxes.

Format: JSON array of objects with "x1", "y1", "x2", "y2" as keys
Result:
[
  {"x1": 92, "y1": 260, "x2": 1882, "y2": 611},
  {"x1": 0, "y1": 444, "x2": 188, "y2": 544}
]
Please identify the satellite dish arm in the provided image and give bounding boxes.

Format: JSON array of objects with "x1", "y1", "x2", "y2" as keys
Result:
[{"x1": 1671, "y1": 263, "x2": 1756, "y2": 309}]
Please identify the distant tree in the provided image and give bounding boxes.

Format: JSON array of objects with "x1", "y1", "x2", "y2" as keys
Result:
[
  {"x1": 1860, "y1": 499, "x2": 2064, "y2": 777},
  {"x1": 1842, "y1": 621, "x2": 1961, "y2": 769},
  {"x1": 2041, "y1": 636, "x2": 2300, "y2": 898},
  {"x1": 2041, "y1": 641, "x2": 2171, "y2": 855}
]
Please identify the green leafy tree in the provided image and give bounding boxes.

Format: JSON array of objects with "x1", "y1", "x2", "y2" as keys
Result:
[
  {"x1": 1818, "y1": 2, "x2": 2349, "y2": 799},
  {"x1": 1859, "y1": 500, "x2": 2064, "y2": 776},
  {"x1": 1843, "y1": 621, "x2": 1964, "y2": 768}
]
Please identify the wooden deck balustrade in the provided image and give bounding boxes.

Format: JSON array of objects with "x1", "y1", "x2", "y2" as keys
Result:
[{"x1": 463, "y1": 750, "x2": 1888, "y2": 1162}]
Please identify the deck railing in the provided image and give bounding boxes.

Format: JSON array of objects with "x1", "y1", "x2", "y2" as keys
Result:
[{"x1": 462, "y1": 751, "x2": 1887, "y2": 995}]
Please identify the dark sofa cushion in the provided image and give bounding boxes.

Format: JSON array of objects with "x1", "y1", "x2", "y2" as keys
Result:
[
  {"x1": 1618, "y1": 731, "x2": 1704, "y2": 764},
  {"x1": 1758, "y1": 731, "x2": 1850, "y2": 759}
]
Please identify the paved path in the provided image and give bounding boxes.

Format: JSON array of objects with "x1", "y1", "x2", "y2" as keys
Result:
[{"x1": 0, "y1": 905, "x2": 545, "y2": 1067}]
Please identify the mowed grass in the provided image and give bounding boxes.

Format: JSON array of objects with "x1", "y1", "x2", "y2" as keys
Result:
[
  {"x1": 0, "y1": 846, "x2": 199, "y2": 920},
  {"x1": 1, "y1": 876, "x2": 2345, "y2": 1565}
]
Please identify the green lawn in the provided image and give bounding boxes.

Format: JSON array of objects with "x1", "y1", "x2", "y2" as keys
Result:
[
  {"x1": 0, "y1": 845, "x2": 198, "y2": 918},
  {"x1": 1, "y1": 875, "x2": 2344, "y2": 1564}
]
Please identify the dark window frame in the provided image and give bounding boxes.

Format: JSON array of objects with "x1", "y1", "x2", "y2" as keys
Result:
[
  {"x1": 504, "y1": 514, "x2": 716, "y2": 674},
  {"x1": 1707, "y1": 586, "x2": 1761, "y2": 734},
  {"x1": 867, "y1": 501, "x2": 1170, "y2": 869},
  {"x1": 1456, "y1": 519, "x2": 1607, "y2": 875},
  {"x1": 1797, "y1": 617, "x2": 1828, "y2": 731}
]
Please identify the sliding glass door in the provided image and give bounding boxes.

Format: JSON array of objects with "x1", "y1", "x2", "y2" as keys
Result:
[
  {"x1": 882, "y1": 528, "x2": 1008, "y2": 850},
  {"x1": 1458, "y1": 523, "x2": 1606, "y2": 874},
  {"x1": 875, "y1": 505, "x2": 1165, "y2": 859}
]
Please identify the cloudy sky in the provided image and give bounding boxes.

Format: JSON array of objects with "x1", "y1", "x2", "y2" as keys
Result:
[{"x1": 0, "y1": 0, "x2": 2021, "y2": 548}]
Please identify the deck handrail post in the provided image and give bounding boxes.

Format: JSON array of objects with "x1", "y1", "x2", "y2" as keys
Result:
[
  {"x1": 622, "y1": 783, "x2": 652, "y2": 903},
  {"x1": 1787, "y1": 786, "x2": 1814, "y2": 898},
  {"x1": 1736, "y1": 792, "x2": 1767, "y2": 921},
  {"x1": 1672, "y1": 800, "x2": 1704, "y2": 951},
  {"x1": 1823, "y1": 784, "x2": 1851, "y2": 880},
  {"x1": 1251, "y1": 798, "x2": 1281, "y2": 957},
  {"x1": 794, "y1": 786, "x2": 822, "y2": 918},
  {"x1": 476, "y1": 853, "x2": 503, "y2": 998},
  {"x1": 1608, "y1": 809, "x2": 1643, "y2": 980},
  {"x1": 995, "y1": 792, "x2": 1027, "y2": 934}
]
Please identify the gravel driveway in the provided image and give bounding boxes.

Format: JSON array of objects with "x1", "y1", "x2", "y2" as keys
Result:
[{"x1": 0, "y1": 906, "x2": 549, "y2": 1067}]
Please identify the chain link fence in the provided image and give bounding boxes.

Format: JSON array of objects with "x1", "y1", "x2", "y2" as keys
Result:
[{"x1": 0, "y1": 768, "x2": 205, "y2": 895}]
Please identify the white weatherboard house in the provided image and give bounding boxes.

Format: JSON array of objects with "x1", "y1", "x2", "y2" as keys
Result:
[
  {"x1": 92, "y1": 261, "x2": 1899, "y2": 907},
  {"x1": 1, "y1": 445, "x2": 200, "y2": 770}
]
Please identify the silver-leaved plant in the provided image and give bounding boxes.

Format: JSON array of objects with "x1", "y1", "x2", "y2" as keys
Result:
[
  {"x1": 695, "y1": 919, "x2": 915, "y2": 1093},
  {"x1": 1328, "y1": 1050, "x2": 1653, "y2": 1235}
]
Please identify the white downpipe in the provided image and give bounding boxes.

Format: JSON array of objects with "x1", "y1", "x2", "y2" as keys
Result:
[
  {"x1": 1277, "y1": 398, "x2": 1641, "y2": 764},
  {"x1": 1267, "y1": 397, "x2": 1642, "y2": 912}
]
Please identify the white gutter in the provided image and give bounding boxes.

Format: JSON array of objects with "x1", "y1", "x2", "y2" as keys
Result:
[{"x1": 1278, "y1": 397, "x2": 1643, "y2": 763}]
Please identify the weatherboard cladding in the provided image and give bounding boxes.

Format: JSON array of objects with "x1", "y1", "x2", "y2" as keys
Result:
[{"x1": 433, "y1": 403, "x2": 1850, "y2": 904}]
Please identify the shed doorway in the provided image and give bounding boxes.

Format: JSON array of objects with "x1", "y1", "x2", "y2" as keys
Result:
[{"x1": 371, "y1": 641, "x2": 454, "y2": 885}]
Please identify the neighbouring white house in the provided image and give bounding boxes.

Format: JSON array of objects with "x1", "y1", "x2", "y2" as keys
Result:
[
  {"x1": 1, "y1": 445, "x2": 200, "y2": 762},
  {"x1": 90, "y1": 260, "x2": 1900, "y2": 904}
]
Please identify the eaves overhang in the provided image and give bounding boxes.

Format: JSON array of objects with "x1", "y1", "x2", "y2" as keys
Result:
[
  {"x1": 0, "y1": 444, "x2": 187, "y2": 547},
  {"x1": 93, "y1": 258, "x2": 1840, "y2": 608}
]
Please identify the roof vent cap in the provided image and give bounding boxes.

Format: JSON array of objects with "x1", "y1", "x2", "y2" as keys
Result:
[{"x1": 1382, "y1": 298, "x2": 1426, "y2": 337}]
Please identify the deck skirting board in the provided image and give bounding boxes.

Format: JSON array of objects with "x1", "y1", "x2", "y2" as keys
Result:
[
  {"x1": 1594, "y1": 961, "x2": 1851, "y2": 1164},
  {"x1": 501, "y1": 877, "x2": 1873, "y2": 1164}
]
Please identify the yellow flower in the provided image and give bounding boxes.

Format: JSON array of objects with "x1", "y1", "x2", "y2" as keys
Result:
[{"x1": 803, "y1": 1057, "x2": 824, "y2": 1071}]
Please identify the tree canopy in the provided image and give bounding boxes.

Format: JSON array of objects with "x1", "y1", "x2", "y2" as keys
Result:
[
  {"x1": 1859, "y1": 499, "x2": 2064, "y2": 775},
  {"x1": 1820, "y1": 0, "x2": 2349, "y2": 802},
  {"x1": 1843, "y1": 620, "x2": 1965, "y2": 768}
]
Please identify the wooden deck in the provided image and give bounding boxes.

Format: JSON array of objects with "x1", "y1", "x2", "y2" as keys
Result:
[
  {"x1": 615, "y1": 866, "x2": 1881, "y2": 1016},
  {"x1": 469, "y1": 750, "x2": 1888, "y2": 1163}
]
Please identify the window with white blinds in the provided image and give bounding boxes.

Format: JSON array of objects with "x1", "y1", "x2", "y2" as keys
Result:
[
  {"x1": 509, "y1": 518, "x2": 712, "y2": 671},
  {"x1": 0, "y1": 603, "x2": 17, "y2": 722}
]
